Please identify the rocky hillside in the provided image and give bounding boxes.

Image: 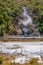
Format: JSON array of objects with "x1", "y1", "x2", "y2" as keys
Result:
[{"x1": 0, "y1": 0, "x2": 43, "y2": 37}]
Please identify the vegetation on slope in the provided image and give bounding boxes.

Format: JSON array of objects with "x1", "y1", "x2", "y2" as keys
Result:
[{"x1": 0, "y1": 0, "x2": 43, "y2": 36}]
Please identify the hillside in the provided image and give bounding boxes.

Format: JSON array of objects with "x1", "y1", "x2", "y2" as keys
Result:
[{"x1": 0, "y1": 0, "x2": 43, "y2": 37}]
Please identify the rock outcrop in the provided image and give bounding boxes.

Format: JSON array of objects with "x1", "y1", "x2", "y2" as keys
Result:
[{"x1": 14, "y1": 7, "x2": 40, "y2": 37}]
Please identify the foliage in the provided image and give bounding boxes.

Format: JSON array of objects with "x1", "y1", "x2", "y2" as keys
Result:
[
  {"x1": 0, "y1": 0, "x2": 43, "y2": 36},
  {"x1": 27, "y1": 0, "x2": 43, "y2": 33}
]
